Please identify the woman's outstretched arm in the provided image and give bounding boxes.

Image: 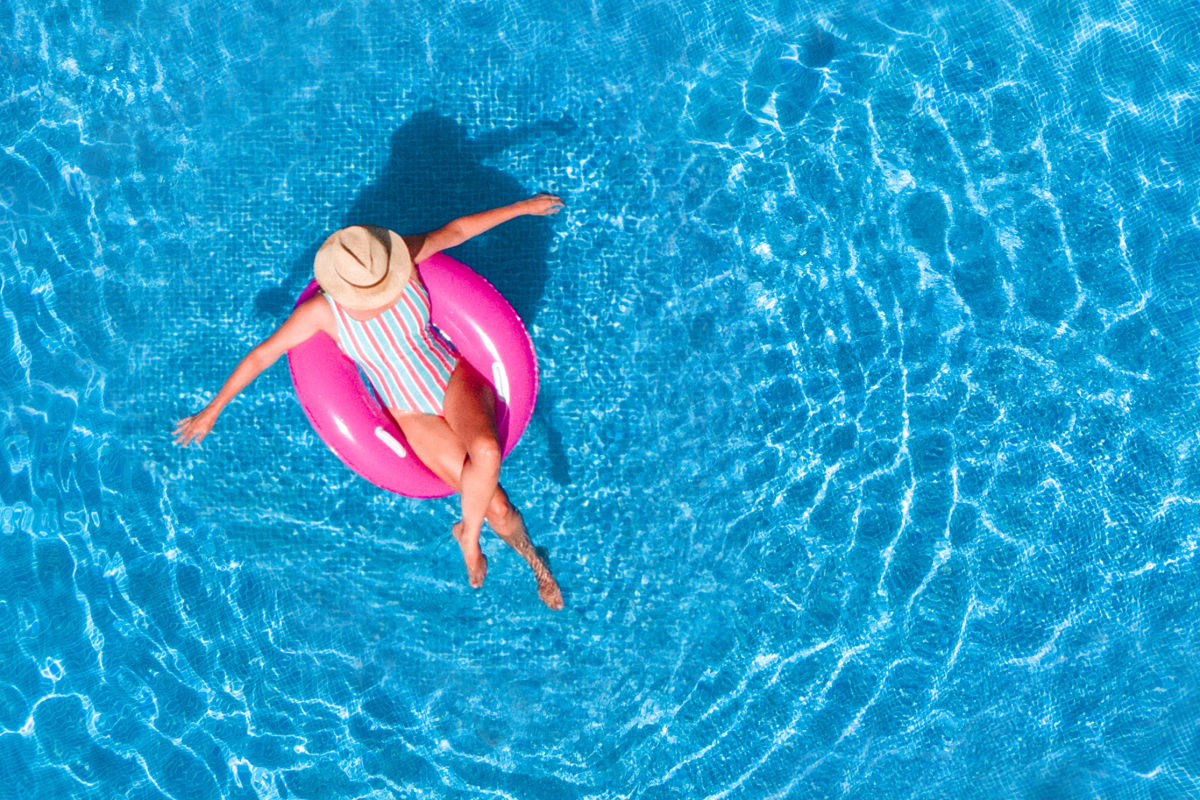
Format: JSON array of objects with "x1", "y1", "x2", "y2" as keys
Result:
[
  {"x1": 173, "y1": 295, "x2": 328, "y2": 446},
  {"x1": 410, "y1": 192, "x2": 564, "y2": 262}
]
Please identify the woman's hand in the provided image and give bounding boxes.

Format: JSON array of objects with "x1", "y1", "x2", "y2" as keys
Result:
[
  {"x1": 523, "y1": 193, "x2": 564, "y2": 216},
  {"x1": 174, "y1": 405, "x2": 219, "y2": 446}
]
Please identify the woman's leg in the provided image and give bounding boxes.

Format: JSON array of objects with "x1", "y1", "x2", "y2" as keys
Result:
[
  {"x1": 440, "y1": 363, "x2": 502, "y2": 558},
  {"x1": 484, "y1": 502, "x2": 564, "y2": 609},
  {"x1": 392, "y1": 410, "x2": 489, "y2": 587},
  {"x1": 440, "y1": 366, "x2": 563, "y2": 609},
  {"x1": 393, "y1": 362, "x2": 561, "y2": 606}
]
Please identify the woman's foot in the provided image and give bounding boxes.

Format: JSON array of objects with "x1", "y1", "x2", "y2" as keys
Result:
[
  {"x1": 451, "y1": 521, "x2": 487, "y2": 588},
  {"x1": 537, "y1": 575, "x2": 564, "y2": 610}
]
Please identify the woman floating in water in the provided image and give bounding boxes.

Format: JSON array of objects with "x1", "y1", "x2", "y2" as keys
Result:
[{"x1": 174, "y1": 194, "x2": 565, "y2": 609}]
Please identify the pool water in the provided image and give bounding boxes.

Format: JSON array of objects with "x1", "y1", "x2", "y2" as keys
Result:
[{"x1": 3, "y1": 0, "x2": 1200, "y2": 797}]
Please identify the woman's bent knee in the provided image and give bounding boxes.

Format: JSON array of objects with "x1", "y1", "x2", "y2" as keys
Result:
[
  {"x1": 466, "y1": 436, "x2": 501, "y2": 473},
  {"x1": 486, "y1": 491, "x2": 514, "y2": 521}
]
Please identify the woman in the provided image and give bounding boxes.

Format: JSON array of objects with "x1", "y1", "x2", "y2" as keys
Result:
[{"x1": 174, "y1": 193, "x2": 565, "y2": 609}]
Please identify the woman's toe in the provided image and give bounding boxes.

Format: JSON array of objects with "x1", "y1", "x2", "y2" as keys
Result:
[{"x1": 469, "y1": 554, "x2": 488, "y2": 588}]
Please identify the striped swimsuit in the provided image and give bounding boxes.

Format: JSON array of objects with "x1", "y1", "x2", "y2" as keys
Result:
[{"x1": 324, "y1": 278, "x2": 458, "y2": 415}]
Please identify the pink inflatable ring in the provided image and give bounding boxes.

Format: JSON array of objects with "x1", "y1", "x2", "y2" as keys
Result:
[{"x1": 287, "y1": 252, "x2": 538, "y2": 498}]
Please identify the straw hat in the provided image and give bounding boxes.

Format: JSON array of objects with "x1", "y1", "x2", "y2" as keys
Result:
[{"x1": 313, "y1": 225, "x2": 412, "y2": 310}]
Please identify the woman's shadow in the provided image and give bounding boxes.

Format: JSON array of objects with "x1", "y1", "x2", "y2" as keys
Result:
[{"x1": 254, "y1": 110, "x2": 574, "y2": 487}]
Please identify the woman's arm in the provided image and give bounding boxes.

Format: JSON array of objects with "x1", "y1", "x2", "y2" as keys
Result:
[
  {"x1": 173, "y1": 295, "x2": 329, "y2": 446},
  {"x1": 411, "y1": 193, "x2": 564, "y2": 262}
]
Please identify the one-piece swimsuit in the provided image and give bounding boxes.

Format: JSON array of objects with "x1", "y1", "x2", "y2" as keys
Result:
[{"x1": 323, "y1": 278, "x2": 458, "y2": 415}]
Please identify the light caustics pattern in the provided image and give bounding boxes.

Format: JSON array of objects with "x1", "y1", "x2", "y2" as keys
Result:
[{"x1": 1, "y1": 0, "x2": 1199, "y2": 798}]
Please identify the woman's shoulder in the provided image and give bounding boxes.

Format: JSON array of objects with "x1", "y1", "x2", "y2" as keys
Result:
[
  {"x1": 293, "y1": 291, "x2": 337, "y2": 336},
  {"x1": 402, "y1": 233, "x2": 437, "y2": 265}
]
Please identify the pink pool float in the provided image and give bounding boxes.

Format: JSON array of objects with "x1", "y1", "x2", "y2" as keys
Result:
[{"x1": 287, "y1": 252, "x2": 538, "y2": 498}]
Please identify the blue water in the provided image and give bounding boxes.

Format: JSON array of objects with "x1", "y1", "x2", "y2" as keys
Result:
[{"x1": 3, "y1": 0, "x2": 1200, "y2": 797}]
